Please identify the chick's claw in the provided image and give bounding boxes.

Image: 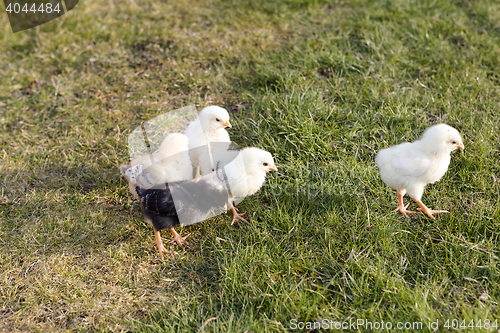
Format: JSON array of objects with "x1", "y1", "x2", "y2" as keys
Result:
[
  {"x1": 170, "y1": 228, "x2": 191, "y2": 249},
  {"x1": 158, "y1": 245, "x2": 179, "y2": 259},
  {"x1": 395, "y1": 203, "x2": 419, "y2": 216},
  {"x1": 416, "y1": 207, "x2": 449, "y2": 220},
  {"x1": 415, "y1": 200, "x2": 448, "y2": 220},
  {"x1": 230, "y1": 211, "x2": 249, "y2": 225},
  {"x1": 154, "y1": 229, "x2": 178, "y2": 259},
  {"x1": 173, "y1": 234, "x2": 191, "y2": 249}
]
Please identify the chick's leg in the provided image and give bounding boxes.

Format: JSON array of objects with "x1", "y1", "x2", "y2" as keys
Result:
[
  {"x1": 395, "y1": 189, "x2": 419, "y2": 216},
  {"x1": 154, "y1": 228, "x2": 177, "y2": 259},
  {"x1": 193, "y1": 165, "x2": 202, "y2": 183},
  {"x1": 414, "y1": 200, "x2": 449, "y2": 220},
  {"x1": 169, "y1": 228, "x2": 191, "y2": 249},
  {"x1": 228, "y1": 201, "x2": 248, "y2": 225}
]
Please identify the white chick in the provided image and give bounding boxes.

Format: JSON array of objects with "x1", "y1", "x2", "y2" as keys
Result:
[
  {"x1": 375, "y1": 123, "x2": 464, "y2": 219},
  {"x1": 184, "y1": 106, "x2": 232, "y2": 179},
  {"x1": 121, "y1": 133, "x2": 192, "y2": 198},
  {"x1": 221, "y1": 147, "x2": 277, "y2": 225},
  {"x1": 156, "y1": 133, "x2": 193, "y2": 182}
]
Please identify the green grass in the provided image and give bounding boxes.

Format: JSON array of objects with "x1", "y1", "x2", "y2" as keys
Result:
[{"x1": 1, "y1": 0, "x2": 500, "y2": 331}]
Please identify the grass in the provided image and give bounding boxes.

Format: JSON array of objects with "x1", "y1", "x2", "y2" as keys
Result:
[{"x1": 1, "y1": 0, "x2": 500, "y2": 331}]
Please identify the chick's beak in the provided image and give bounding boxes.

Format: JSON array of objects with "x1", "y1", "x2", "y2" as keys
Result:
[
  {"x1": 457, "y1": 142, "x2": 465, "y2": 150},
  {"x1": 223, "y1": 120, "x2": 232, "y2": 128},
  {"x1": 269, "y1": 165, "x2": 277, "y2": 172}
]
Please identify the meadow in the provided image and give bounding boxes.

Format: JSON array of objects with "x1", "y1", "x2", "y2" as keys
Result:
[{"x1": 1, "y1": 0, "x2": 499, "y2": 331}]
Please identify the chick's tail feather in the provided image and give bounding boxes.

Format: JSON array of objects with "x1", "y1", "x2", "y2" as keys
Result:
[{"x1": 135, "y1": 185, "x2": 146, "y2": 198}]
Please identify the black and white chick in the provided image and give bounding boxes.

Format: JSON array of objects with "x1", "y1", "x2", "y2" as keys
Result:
[{"x1": 134, "y1": 164, "x2": 229, "y2": 259}]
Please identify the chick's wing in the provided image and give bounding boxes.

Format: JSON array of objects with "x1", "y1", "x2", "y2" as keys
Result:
[{"x1": 391, "y1": 144, "x2": 431, "y2": 178}]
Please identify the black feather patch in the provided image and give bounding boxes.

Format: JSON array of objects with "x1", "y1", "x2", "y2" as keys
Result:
[{"x1": 135, "y1": 174, "x2": 228, "y2": 231}]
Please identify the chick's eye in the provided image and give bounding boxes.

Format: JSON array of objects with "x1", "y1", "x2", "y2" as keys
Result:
[
  {"x1": 216, "y1": 118, "x2": 220, "y2": 122},
  {"x1": 263, "y1": 162, "x2": 268, "y2": 166},
  {"x1": 452, "y1": 141, "x2": 457, "y2": 144}
]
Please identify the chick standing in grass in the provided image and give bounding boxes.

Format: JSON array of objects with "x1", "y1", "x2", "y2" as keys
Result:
[
  {"x1": 375, "y1": 123, "x2": 464, "y2": 219},
  {"x1": 184, "y1": 106, "x2": 232, "y2": 180},
  {"x1": 121, "y1": 133, "x2": 192, "y2": 199},
  {"x1": 133, "y1": 165, "x2": 229, "y2": 258},
  {"x1": 220, "y1": 147, "x2": 277, "y2": 224}
]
